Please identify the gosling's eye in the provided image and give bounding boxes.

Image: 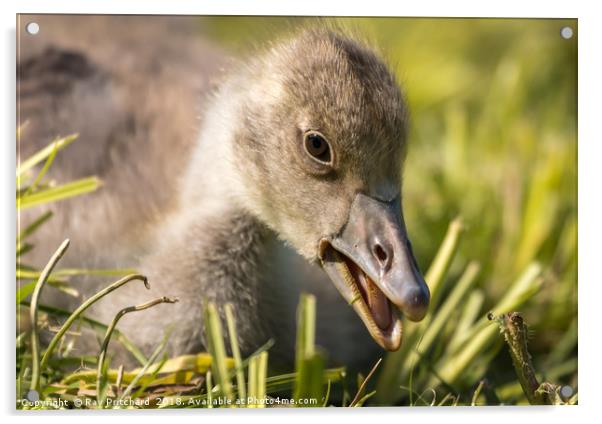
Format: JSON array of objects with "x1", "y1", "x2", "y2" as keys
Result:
[{"x1": 303, "y1": 132, "x2": 332, "y2": 164}]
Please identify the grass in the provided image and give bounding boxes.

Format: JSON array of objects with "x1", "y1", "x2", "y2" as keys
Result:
[{"x1": 16, "y1": 17, "x2": 577, "y2": 408}]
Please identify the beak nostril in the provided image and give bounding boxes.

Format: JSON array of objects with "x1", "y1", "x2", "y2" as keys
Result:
[{"x1": 373, "y1": 243, "x2": 389, "y2": 266}]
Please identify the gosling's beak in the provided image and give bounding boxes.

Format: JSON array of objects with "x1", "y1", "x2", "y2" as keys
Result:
[{"x1": 318, "y1": 193, "x2": 430, "y2": 351}]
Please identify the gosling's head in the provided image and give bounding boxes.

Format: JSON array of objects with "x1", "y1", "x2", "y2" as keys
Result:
[{"x1": 234, "y1": 28, "x2": 430, "y2": 351}]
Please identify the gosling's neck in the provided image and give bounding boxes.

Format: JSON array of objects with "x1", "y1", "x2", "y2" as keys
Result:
[{"x1": 151, "y1": 78, "x2": 278, "y2": 355}]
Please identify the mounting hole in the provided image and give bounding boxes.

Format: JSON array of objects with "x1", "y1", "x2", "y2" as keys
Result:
[
  {"x1": 26, "y1": 22, "x2": 40, "y2": 35},
  {"x1": 560, "y1": 385, "x2": 574, "y2": 400},
  {"x1": 560, "y1": 26, "x2": 573, "y2": 40},
  {"x1": 25, "y1": 389, "x2": 39, "y2": 402}
]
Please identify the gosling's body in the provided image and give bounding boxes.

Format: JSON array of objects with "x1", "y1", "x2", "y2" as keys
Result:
[{"x1": 18, "y1": 16, "x2": 383, "y2": 370}]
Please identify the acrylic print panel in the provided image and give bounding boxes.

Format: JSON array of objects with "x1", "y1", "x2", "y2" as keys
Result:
[{"x1": 16, "y1": 15, "x2": 577, "y2": 409}]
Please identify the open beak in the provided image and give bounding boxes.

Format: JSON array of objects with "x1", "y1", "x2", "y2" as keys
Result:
[{"x1": 318, "y1": 193, "x2": 430, "y2": 351}]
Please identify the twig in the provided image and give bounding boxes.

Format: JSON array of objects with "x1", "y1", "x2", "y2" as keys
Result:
[
  {"x1": 493, "y1": 312, "x2": 539, "y2": 403},
  {"x1": 492, "y1": 312, "x2": 560, "y2": 405},
  {"x1": 350, "y1": 357, "x2": 382, "y2": 407}
]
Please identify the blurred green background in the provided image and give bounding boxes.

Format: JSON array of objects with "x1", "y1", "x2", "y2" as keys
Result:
[{"x1": 200, "y1": 17, "x2": 577, "y2": 403}]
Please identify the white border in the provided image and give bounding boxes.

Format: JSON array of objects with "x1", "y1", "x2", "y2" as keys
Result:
[{"x1": 2, "y1": 1, "x2": 600, "y2": 423}]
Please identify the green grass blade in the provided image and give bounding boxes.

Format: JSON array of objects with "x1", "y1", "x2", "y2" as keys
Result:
[
  {"x1": 294, "y1": 293, "x2": 324, "y2": 406},
  {"x1": 116, "y1": 332, "x2": 171, "y2": 406},
  {"x1": 17, "y1": 281, "x2": 37, "y2": 305},
  {"x1": 17, "y1": 134, "x2": 78, "y2": 178},
  {"x1": 403, "y1": 261, "x2": 481, "y2": 371},
  {"x1": 130, "y1": 354, "x2": 168, "y2": 400},
  {"x1": 375, "y1": 218, "x2": 464, "y2": 404},
  {"x1": 350, "y1": 358, "x2": 382, "y2": 407},
  {"x1": 431, "y1": 262, "x2": 543, "y2": 386},
  {"x1": 352, "y1": 390, "x2": 377, "y2": 407},
  {"x1": 425, "y1": 217, "x2": 464, "y2": 306},
  {"x1": 247, "y1": 354, "x2": 257, "y2": 408},
  {"x1": 256, "y1": 351, "x2": 268, "y2": 408},
  {"x1": 18, "y1": 267, "x2": 137, "y2": 280},
  {"x1": 447, "y1": 289, "x2": 485, "y2": 352},
  {"x1": 22, "y1": 139, "x2": 59, "y2": 196},
  {"x1": 295, "y1": 354, "x2": 325, "y2": 407},
  {"x1": 224, "y1": 303, "x2": 246, "y2": 401},
  {"x1": 295, "y1": 293, "x2": 316, "y2": 369},
  {"x1": 16, "y1": 242, "x2": 34, "y2": 258},
  {"x1": 322, "y1": 379, "x2": 332, "y2": 406},
  {"x1": 29, "y1": 239, "x2": 70, "y2": 393},
  {"x1": 203, "y1": 302, "x2": 234, "y2": 403},
  {"x1": 17, "y1": 210, "x2": 53, "y2": 244},
  {"x1": 206, "y1": 371, "x2": 213, "y2": 408},
  {"x1": 294, "y1": 293, "x2": 315, "y2": 397},
  {"x1": 18, "y1": 177, "x2": 101, "y2": 210}
]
